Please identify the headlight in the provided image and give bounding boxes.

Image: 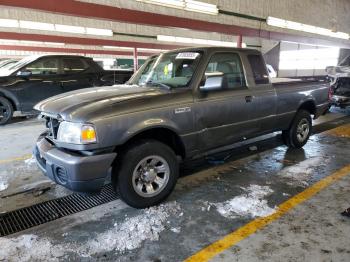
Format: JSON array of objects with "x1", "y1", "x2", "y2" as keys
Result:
[{"x1": 57, "y1": 122, "x2": 97, "y2": 144}]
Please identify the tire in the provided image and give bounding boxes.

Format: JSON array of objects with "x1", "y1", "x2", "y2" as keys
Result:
[
  {"x1": 113, "y1": 140, "x2": 179, "y2": 208},
  {"x1": 0, "y1": 97, "x2": 14, "y2": 125},
  {"x1": 282, "y1": 110, "x2": 312, "y2": 148}
]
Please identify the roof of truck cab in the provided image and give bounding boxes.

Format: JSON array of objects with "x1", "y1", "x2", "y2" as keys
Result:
[{"x1": 149, "y1": 46, "x2": 261, "y2": 58}]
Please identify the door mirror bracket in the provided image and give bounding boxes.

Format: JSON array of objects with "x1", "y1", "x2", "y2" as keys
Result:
[
  {"x1": 17, "y1": 70, "x2": 32, "y2": 77},
  {"x1": 199, "y1": 72, "x2": 224, "y2": 92}
]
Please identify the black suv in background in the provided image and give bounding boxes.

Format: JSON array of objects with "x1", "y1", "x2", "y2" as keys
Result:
[{"x1": 0, "y1": 55, "x2": 133, "y2": 124}]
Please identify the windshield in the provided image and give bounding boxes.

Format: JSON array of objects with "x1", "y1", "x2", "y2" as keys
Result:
[
  {"x1": 5, "y1": 55, "x2": 42, "y2": 73},
  {"x1": 0, "y1": 60, "x2": 17, "y2": 69},
  {"x1": 339, "y1": 55, "x2": 350, "y2": 67},
  {"x1": 129, "y1": 51, "x2": 202, "y2": 89}
]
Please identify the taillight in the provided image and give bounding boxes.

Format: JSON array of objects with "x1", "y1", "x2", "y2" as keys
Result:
[{"x1": 328, "y1": 87, "x2": 333, "y2": 100}]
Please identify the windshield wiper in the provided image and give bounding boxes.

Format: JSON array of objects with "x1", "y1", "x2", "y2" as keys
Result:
[{"x1": 145, "y1": 80, "x2": 172, "y2": 90}]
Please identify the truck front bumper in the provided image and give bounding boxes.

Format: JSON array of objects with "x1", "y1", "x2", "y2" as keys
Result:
[{"x1": 34, "y1": 136, "x2": 117, "y2": 193}]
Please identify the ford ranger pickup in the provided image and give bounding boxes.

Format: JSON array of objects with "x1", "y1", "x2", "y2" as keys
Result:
[{"x1": 33, "y1": 47, "x2": 330, "y2": 208}]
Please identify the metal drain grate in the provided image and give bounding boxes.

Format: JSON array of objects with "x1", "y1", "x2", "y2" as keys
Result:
[{"x1": 0, "y1": 184, "x2": 119, "y2": 237}]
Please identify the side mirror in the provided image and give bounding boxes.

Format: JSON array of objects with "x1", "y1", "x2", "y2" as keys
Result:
[
  {"x1": 17, "y1": 70, "x2": 32, "y2": 77},
  {"x1": 199, "y1": 72, "x2": 224, "y2": 92}
]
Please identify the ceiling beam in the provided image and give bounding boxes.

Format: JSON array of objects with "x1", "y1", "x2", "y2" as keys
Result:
[
  {"x1": 0, "y1": 44, "x2": 154, "y2": 57},
  {"x1": 0, "y1": 0, "x2": 349, "y2": 48},
  {"x1": 0, "y1": 31, "x2": 181, "y2": 49},
  {"x1": 0, "y1": 0, "x2": 260, "y2": 36}
]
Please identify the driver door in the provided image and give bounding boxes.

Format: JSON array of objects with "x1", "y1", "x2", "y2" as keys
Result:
[{"x1": 194, "y1": 52, "x2": 260, "y2": 151}]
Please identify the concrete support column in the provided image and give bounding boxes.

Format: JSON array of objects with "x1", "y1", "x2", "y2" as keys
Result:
[
  {"x1": 133, "y1": 47, "x2": 138, "y2": 72},
  {"x1": 237, "y1": 35, "x2": 243, "y2": 48}
]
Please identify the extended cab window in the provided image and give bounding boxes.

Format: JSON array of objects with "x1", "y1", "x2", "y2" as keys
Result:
[
  {"x1": 205, "y1": 53, "x2": 245, "y2": 89},
  {"x1": 62, "y1": 58, "x2": 89, "y2": 74},
  {"x1": 23, "y1": 58, "x2": 59, "y2": 75},
  {"x1": 248, "y1": 55, "x2": 269, "y2": 85}
]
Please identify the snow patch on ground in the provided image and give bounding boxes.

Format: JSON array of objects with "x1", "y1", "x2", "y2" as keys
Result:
[
  {"x1": 0, "y1": 235, "x2": 64, "y2": 262},
  {"x1": 170, "y1": 227, "x2": 181, "y2": 233},
  {"x1": 0, "y1": 201, "x2": 181, "y2": 261},
  {"x1": 0, "y1": 171, "x2": 9, "y2": 192},
  {"x1": 0, "y1": 180, "x2": 8, "y2": 192},
  {"x1": 24, "y1": 156, "x2": 36, "y2": 166},
  {"x1": 213, "y1": 185, "x2": 275, "y2": 219},
  {"x1": 278, "y1": 157, "x2": 328, "y2": 187},
  {"x1": 82, "y1": 201, "x2": 181, "y2": 254}
]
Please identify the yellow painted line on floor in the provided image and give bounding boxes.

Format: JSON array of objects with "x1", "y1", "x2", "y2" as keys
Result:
[
  {"x1": 0, "y1": 154, "x2": 32, "y2": 164},
  {"x1": 325, "y1": 123, "x2": 350, "y2": 138},
  {"x1": 185, "y1": 164, "x2": 350, "y2": 262}
]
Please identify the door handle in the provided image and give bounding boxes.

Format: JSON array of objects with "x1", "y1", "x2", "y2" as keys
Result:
[{"x1": 245, "y1": 96, "x2": 253, "y2": 103}]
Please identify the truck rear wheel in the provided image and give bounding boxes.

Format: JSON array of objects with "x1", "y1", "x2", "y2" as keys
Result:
[
  {"x1": 282, "y1": 110, "x2": 312, "y2": 148},
  {"x1": 113, "y1": 140, "x2": 179, "y2": 208},
  {"x1": 0, "y1": 97, "x2": 13, "y2": 125}
]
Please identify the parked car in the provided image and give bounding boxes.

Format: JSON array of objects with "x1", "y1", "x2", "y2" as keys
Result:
[
  {"x1": 326, "y1": 55, "x2": 350, "y2": 108},
  {"x1": 326, "y1": 55, "x2": 350, "y2": 77},
  {"x1": 329, "y1": 77, "x2": 350, "y2": 108},
  {"x1": 34, "y1": 47, "x2": 330, "y2": 208},
  {"x1": 0, "y1": 55, "x2": 133, "y2": 124},
  {"x1": 0, "y1": 59, "x2": 19, "y2": 69}
]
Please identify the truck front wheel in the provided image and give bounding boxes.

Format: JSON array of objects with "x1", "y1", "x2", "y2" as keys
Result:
[
  {"x1": 113, "y1": 140, "x2": 179, "y2": 208},
  {"x1": 282, "y1": 110, "x2": 312, "y2": 148}
]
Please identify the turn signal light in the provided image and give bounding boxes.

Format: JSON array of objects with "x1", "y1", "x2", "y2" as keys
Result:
[{"x1": 81, "y1": 125, "x2": 97, "y2": 143}]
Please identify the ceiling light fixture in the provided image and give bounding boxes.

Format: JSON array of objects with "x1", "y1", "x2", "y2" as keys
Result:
[
  {"x1": 267, "y1": 16, "x2": 350, "y2": 40},
  {"x1": 55, "y1": 24, "x2": 85, "y2": 34},
  {"x1": 103, "y1": 46, "x2": 134, "y2": 50},
  {"x1": 0, "y1": 39, "x2": 20, "y2": 44},
  {"x1": 138, "y1": 0, "x2": 185, "y2": 9},
  {"x1": 44, "y1": 42, "x2": 65, "y2": 46},
  {"x1": 137, "y1": 48, "x2": 168, "y2": 53},
  {"x1": 0, "y1": 18, "x2": 114, "y2": 37},
  {"x1": 185, "y1": 0, "x2": 218, "y2": 15},
  {"x1": 86, "y1": 28, "x2": 113, "y2": 36},
  {"x1": 20, "y1": 40, "x2": 44, "y2": 45},
  {"x1": 137, "y1": 0, "x2": 218, "y2": 15},
  {"x1": 0, "y1": 39, "x2": 65, "y2": 46},
  {"x1": 0, "y1": 19, "x2": 19, "y2": 28},
  {"x1": 19, "y1": 20, "x2": 55, "y2": 31}
]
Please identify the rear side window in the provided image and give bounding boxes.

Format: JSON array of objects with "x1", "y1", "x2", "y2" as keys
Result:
[
  {"x1": 62, "y1": 58, "x2": 89, "y2": 74},
  {"x1": 248, "y1": 55, "x2": 269, "y2": 85}
]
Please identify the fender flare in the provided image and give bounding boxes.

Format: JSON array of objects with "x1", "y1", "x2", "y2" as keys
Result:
[
  {"x1": 118, "y1": 118, "x2": 181, "y2": 145},
  {"x1": 0, "y1": 88, "x2": 21, "y2": 111},
  {"x1": 297, "y1": 97, "x2": 316, "y2": 114}
]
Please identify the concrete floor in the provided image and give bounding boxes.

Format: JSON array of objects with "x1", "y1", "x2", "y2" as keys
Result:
[{"x1": 0, "y1": 107, "x2": 349, "y2": 261}]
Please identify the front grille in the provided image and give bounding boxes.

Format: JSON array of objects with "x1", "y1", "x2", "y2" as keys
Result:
[{"x1": 45, "y1": 117, "x2": 60, "y2": 139}]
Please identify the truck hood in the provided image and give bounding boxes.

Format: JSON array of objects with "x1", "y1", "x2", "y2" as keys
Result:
[{"x1": 34, "y1": 84, "x2": 165, "y2": 121}]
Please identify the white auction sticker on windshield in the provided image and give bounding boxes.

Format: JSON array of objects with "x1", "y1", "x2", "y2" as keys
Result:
[{"x1": 176, "y1": 52, "x2": 200, "y2": 60}]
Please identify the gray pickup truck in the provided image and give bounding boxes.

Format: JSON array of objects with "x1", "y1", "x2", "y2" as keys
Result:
[{"x1": 34, "y1": 47, "x2": 329, "y2": 208}]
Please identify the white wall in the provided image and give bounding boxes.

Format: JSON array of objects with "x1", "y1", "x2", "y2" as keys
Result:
[{"x1": 278, "y1": 41, "x2": 340, "y2": 77}]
